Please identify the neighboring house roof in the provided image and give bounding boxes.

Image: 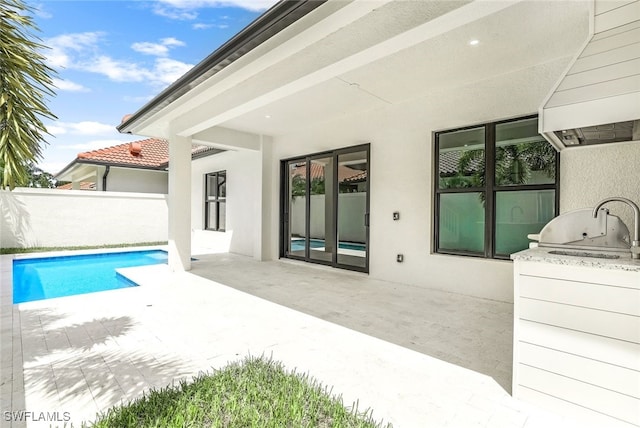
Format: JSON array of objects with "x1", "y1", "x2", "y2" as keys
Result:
[
  {"x1": 77, "y1": 138, "x2": 169, "y2": 169},
  {"x1": 439, "y1": 150, "x2": 482, "y2": 176},
  {"x1": 55, "y1": 138, "x2": 223, "y2": 180},
  {"x1": 291, "y1": 163, "x2": 366, "y2": 183},
  {"x1": 57, "y1": 182, "x2": 96, "y2": 190}
]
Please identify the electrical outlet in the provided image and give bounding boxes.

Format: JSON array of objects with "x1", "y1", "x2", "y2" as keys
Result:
[
  {"x1": 393, "y1": 211, "x2": 400, "y2": 221},
  {"x1": 396, "y1": 254, "x2": 404, "y2": 263}
]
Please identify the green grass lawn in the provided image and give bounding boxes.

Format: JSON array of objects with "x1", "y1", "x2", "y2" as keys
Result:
[
  {"x1": 89, "y1": 356, "x2": 391, "y2": 428},
  {"x1": 0, "y1": 242, "x2": 167, "y2": 255}
]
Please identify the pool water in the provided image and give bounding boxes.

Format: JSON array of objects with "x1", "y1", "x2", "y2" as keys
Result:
[
  {"x1": 13, "y1": 250, "x2": 168, "y2": 303},
  {"x1": 290, "y1": 239, "x2": 365, "y2": 252}
]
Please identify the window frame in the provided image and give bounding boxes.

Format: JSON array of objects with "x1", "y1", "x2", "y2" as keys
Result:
[
  {"x1": 204, "y1": 170, "x2": 226, "y2": 232},
  {"x1": 433, "y1": 115, "x2": 560, "y2": 260}
]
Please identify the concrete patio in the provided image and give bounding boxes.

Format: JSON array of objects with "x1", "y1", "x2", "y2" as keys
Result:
[{"x1": 1, "y1": 251, "x2": 584, "y2": 427}]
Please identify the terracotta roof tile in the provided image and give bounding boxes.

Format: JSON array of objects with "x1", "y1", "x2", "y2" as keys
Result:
[
  {"x1": 291, "y1": 163, "x2": 366, "y2": 182},
  {"x1": 77, "y1": 138, "x2": 169, "y2": 168},
  {"x1": 57, "y1": 181, "x2": 96, "y2": 190},
  {"x1": 74, "y1": 139, "x2": 222, "y2": 169}
]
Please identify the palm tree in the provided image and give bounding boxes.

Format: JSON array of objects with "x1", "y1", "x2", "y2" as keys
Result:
[
  {"x1": 453, "y1": 140, "x2": 556, "y2": 203},
  {"x1": 0, "y1": 0, "x2": 57, "y2": 189}
]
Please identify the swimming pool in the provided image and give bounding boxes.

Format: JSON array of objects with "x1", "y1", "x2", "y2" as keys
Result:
[
  {"x1": 13, "y1": 250, "x2": 168, "y2": 303},
  {"x1": 290, "y1": 239, "x2": 366, "y2": 252}
]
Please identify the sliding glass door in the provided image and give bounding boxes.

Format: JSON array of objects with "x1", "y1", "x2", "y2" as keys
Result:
[{"x1": 282, "y1": 144, "x2": 369, "y2": 272}]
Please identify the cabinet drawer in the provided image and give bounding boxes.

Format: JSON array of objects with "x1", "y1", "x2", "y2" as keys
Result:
[
  {"x1": 519, "y1": 320, "x2": 640, "y2": 370},
  {"x1": 516, "y1": 261, "x2": 640, "y2": 288},
  {"x1": 518, "y1": 342, "x2": 640, "y2": 398},
  {"x1": 517, "y1": 386, "x2": 638, "y2": 428},
  {"x1": 518, "y1": 364, "x2": 640, "y2": 426},
  {"x1": 520, "y1": 298, "x2": 640, "y2": 343},
  {"x1": 520, "y1": 275, "x2": 640, "y2": 316}
]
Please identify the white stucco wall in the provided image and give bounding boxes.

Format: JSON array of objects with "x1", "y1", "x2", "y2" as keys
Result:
[
  {"x1": 190, "y1": 150, "x2": 261, "y2": 257},
  {"x1": 265, "y1": 58, "x2": 574, "y2": 303},
  {"x1": 95, "y1": 166, "x2": 168, "y2": 194},
  {"x1": 560, "y1": 140, "x2": 640, "y2": 232},
  {"x1": 0, "y1": 188, "x2": 168, "y2": 248}
]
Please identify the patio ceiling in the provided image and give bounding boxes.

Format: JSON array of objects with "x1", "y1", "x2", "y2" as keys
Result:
[{"x1": 124, "y1": 0, "x2": 590, "y2": 146}]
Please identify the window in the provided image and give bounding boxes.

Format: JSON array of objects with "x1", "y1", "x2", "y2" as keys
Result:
[
  {"x1": 205, "y1": 171, "x2": 226, "y2": 231},
  {"x1": 434, "y1": 116, "x2": 558, "y2": 259}
]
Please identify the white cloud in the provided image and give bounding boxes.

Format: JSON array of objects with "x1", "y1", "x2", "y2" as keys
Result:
[
  {"x1": 153, "y1": 5, "x2": 198, "y2": 20},
  {"x1": 43, "y1": 31, "x2": 192, "y2": 88},
  {"x1": 79, "y1": 55, "x2": 193, "y2": 86},
  {"x1": 82, "y1": 56, "x2": 152, "y2": 82},
  {"x1": 193, "y1": 22, "x2": 229, "y2": 30},
  {"x1": 52, "y1": 78, "x2": 89, "y2": 92},
  {"x1": 47, "y1": 121, "x2": 116, "y2": 136},
  {"x1": 131, "y1": 42, "x2": 171, "y2": 57},
  {"x1": 161, "y1": 37, "x2": 185, "y2": 47},
  {"x1": 153, "y1": 0, "x2": 276, "y2": 19},
  {"x1": 37, "y1": 162, "x2": 68, "y2": 175},
  {"x1": 154, "y1": 58, "x2": 194, "y2": 85},
  {"x1": 123, "y1": 94, "x2": 155, "y2": 103},
  {"x1": 44, "y1": 32, "x2": 103, "y2": 68},
  {"x1": 131, "y1": 37, "x2": 185, "y2": 57},
  {"x1": 32, "y1": 3, "x2": 52, "y2": 19}
]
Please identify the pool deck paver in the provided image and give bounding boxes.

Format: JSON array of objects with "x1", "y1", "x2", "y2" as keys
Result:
[{"x1": 0, "y1": 251, "x2": 590, "y2": 428}]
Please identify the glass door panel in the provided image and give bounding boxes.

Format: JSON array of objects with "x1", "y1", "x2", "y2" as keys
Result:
[
  {"x1": 281, "y1": 144, "x2": 369, "y2": 272},
  {"x1": 336, "y1": 150, "x2": 368, "y2": 269},
  {"x1": 286, "y1": 160, "x2": 307, "y2": 258},
  {"x1": 308, "y1": 156, "x2": 334, "y2": 264}
]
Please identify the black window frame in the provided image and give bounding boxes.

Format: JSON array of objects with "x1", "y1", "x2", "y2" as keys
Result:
[
  {"x1": 204, "y1": 170, "x2": 226, "y2": 232},
  {"x1": 433, "y1": 115, "x2": 560, "y2": 260}
]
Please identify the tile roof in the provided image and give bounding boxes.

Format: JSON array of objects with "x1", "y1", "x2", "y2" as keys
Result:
[
  {"x1": 57, "y1": 182, "x2": 96, "y2": 190},
  {"x1": 291, "y1": 163, "x2": 367, "y2": 182},
  {"x1": 74, "y1": 138, "x2": 222, "y2": 169},
  {"x1": 77, "y1": 138, "x2": 169, "y2": 168},
  {"x1": 439, "y1": 150, "x2": 482, "y2": 175}
]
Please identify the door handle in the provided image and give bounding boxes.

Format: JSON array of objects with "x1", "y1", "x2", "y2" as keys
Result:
[{"x1": 365, "y1": 213, "x2": 370, "y2": 227}]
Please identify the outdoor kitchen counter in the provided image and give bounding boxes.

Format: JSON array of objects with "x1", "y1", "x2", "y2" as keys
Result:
[
  {"x1": 511, "y1": 249, "x2": 640, "y2": 428},
  {"x1": 511, "y1": 247, "x2": 640, "y2": 272}
]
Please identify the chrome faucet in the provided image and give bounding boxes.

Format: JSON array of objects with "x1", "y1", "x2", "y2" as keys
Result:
[{"x1": 592, "y1": 197, "x2": 640, "y2": 259}]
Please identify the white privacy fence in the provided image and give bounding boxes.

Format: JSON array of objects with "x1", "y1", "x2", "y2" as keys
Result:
[
  {"x1": 290, "y1": 192, "x2": 366, "y2": 243},
  {"x1": 0, "y1": 188, "x2": 168, "y2": 249}
]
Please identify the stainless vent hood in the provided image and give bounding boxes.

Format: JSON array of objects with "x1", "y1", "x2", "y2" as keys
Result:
[{"x1": 540, "y1": 0, "x2": 640, "y2": 150}]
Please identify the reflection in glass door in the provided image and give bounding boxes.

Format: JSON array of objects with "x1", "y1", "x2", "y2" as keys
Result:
[
  {"x1": 336, "y1": 149, "x2": 368, "y2": 270},
  {"x1": 285, "y1": 160, "x2": 307, "y2": 258},
  {"x1": 308, "y1": 156, "x2": 334, "y2": 263},
  {"x1": 281, "y1": 144, "x2": 369, "y2": 273}
]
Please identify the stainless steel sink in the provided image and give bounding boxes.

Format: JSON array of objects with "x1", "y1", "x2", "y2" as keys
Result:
[{"x1": 548, "y1": 250, "x2": 621, "y2": 259}]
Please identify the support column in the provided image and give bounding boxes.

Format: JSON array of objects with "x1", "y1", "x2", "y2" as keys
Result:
[
  {"x1": 168, "y1": 133, "x2": 192, "y2": 271},
  {"x1": 255, "y1": 135, "x2": 273, "y2": 261}
]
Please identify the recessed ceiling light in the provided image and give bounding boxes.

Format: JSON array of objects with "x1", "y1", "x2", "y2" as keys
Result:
[
  {"x1": 265, "y1": 115, "x2": 271, "y2": 119},
  {"x1": 469, "y1": 39, "x2": 480, "y2": 46}
]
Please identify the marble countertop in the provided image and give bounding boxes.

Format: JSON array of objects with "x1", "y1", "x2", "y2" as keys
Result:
[{"x1": 511, "y1": 246, "x2": 640, "y2": 272}]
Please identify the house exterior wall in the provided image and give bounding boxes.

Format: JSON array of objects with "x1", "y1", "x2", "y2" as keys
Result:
[
  {"x1": 190, "y1": 150, "x2": 261, "y2": 257},
  {"x1": 0, "y1": 188, "x2": 168, "y2": 248},
  {"x1": 560, "y1": 140, "x2": 640, "y2": 231},
  {"x1": 95, "y1": 166, "x2": 168, "y2": 194},
  {"x1": 265, "y1": 58, "x2": 574, "y2": 303}
]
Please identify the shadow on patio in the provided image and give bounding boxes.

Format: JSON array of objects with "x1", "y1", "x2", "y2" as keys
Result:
[
  {"x1": 17, "y1": 306, "x2": 194, "y2": 426},
  {"x1": 190, "y1": 253, "x2": 514, "y2": 393}
]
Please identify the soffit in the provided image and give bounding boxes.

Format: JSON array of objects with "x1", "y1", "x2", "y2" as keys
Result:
[{"x1": 218, "y1": 1, "x2": 589, "y2": 136}]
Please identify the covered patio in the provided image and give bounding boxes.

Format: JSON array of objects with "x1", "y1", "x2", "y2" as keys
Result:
[{"x1": 190, "y1": 252, "x2": 513, "y2": 392}]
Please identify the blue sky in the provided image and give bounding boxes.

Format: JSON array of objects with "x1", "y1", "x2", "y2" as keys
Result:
[{"x1": 27, "y1": 0, "x2": 277, "y2": 175}]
